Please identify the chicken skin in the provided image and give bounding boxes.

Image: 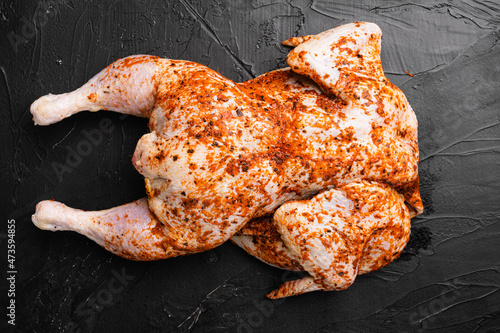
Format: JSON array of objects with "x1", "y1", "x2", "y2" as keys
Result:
[{"x1": 31, "y1": 22, "x2": 422, "y2": 298}]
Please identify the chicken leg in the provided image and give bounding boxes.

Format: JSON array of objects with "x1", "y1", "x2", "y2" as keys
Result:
[
  {"x1": 31, "y1": 55, "x2": 160, "y2": 125},
  {"x1": 31, "y1": 54, "x2": 270, "y2": 255},
  {"x1": 33, "y1": 198, "x2": 187, "y2": 260}
]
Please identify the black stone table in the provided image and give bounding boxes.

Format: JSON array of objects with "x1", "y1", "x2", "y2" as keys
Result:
[{"x1": 1, "y1": 1, "x2": 499, "y2": 332}]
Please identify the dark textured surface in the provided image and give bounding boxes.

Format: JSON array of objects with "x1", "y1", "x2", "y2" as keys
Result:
[{"x1": 1, "y1": 0, "x2": 500, "y2": 332}]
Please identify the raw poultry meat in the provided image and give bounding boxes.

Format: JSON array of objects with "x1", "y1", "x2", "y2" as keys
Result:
[{"x1": 31, "y1": 22, "x2": 423, "y2": 298}]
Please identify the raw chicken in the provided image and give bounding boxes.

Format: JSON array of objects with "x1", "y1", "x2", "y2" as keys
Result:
[{"x1": 31, "y1": 22, "x2": 422, "y2": 298}]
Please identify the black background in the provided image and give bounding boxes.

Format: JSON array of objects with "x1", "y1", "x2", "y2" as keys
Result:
[{"x1": 1, "y1": 0, "x2": 500, "y2": 332}]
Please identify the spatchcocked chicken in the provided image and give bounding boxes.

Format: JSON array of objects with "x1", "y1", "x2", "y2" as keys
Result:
[{"x1": 31, "y1": 22, "x2": 423, "y2": 298}]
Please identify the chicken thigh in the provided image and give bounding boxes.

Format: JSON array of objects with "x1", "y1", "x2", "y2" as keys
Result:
[{"x1": 31, "y1": 22, "x2": 422, "y2": 298}]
